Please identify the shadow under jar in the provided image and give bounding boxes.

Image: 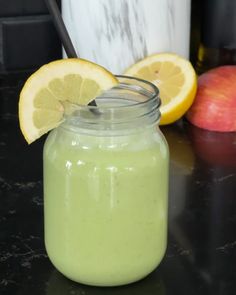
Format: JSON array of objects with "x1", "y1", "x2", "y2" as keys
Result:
[{"x1": 43, "y1": 76, "x2": 169, "y2": 286}]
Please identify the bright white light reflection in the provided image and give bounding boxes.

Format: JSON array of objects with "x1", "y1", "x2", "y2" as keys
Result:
[
  {"x1": 65, "y1": 160, "x2": 72, "y2": 169},
  {"x1": 105, "y1": 166, "x2": 118, "y2": 209},
  {"x1": 77, "y1": 160, "x2": 85, "y2": 166},
  {"x1": 106, "y1": 166, "x2": 118, "y2": 172}
]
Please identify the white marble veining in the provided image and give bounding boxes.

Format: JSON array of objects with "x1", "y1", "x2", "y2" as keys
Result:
[{"x1": 63, "y1": 0, "x2": 191, "y2": 74}]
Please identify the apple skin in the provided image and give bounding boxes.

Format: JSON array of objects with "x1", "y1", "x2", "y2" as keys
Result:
[{"x1": 186, "y1": 66, "x2": 236, "y2": 132}]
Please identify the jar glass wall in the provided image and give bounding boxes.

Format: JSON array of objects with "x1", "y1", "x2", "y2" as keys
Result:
[{"x1": 43, "y1": 76, "x2": 169, "y2": 286}]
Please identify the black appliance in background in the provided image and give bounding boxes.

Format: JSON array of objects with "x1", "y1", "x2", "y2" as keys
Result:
[
  {"x1": 0, "y1": 0, "x2": 62, "y2": 74},
  {"x1": 195, "y1": 0, "x2": 236, "y2": 73}
]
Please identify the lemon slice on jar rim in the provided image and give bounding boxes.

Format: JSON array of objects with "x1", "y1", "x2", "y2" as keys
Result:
[{"x1": 18, "y1": 58, "x2": 118, "y2": 144}]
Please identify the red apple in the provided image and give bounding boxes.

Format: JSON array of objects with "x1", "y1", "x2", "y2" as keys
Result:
[{"x1": 186, "y1": 66, "x2": 236, "y2": 132}]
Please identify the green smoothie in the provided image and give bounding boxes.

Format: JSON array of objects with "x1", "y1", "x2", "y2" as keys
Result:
[{"x1": 44, "y1": 124, "x2": 168, "y2": 286}]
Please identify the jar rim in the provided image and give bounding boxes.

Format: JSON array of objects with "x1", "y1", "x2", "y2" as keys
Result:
[
  {"x1": 61, "y1": 75, "x2": 161, "y2": 132},
  {"x1": 64, "y1": 75, "x2": 160, "y2": 112}
]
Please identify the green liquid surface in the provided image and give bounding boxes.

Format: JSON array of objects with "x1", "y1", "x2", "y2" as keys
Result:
[{"x1": 44, "y1": 126, "x2": 168, "y2": 286}]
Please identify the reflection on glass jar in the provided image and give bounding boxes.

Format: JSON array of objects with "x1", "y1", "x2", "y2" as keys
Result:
[{"x1": 43, "y1": 76, "x2": 169, "y2": 286}]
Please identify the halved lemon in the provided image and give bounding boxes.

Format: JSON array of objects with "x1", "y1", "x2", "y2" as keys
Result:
[
  {"x1": 19, "y1": 58, "x2": 118, "y2": 144},
  {"x1": 124, "y1": 53, "x2": 197, "y2": 125}
]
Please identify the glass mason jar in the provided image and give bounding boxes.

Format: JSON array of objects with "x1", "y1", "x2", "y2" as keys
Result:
[{"x1": 43, "y1": 76, "x2": 169, "y2": 287}]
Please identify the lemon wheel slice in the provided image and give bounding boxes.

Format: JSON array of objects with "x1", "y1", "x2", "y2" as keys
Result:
[
  {"x1": 19, "y1": 58, "x2": 118, "y2": 144},
  {"x1": 124, "y1": 53, "x2": 197, "y2": 125}
]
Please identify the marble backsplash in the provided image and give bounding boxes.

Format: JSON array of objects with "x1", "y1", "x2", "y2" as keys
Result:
[{"x1": 62, "y1": 0, "x2": 191, "y2": 74}]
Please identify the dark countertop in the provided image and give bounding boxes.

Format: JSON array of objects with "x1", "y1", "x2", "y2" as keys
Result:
[{"x1": 0, "y1": 81, "x2": 236, "y2": 295}]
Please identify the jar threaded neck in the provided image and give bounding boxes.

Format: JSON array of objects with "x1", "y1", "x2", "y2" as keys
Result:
[{"x1": 62, "y1": 76, "x2": 161, "y2": 132}]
